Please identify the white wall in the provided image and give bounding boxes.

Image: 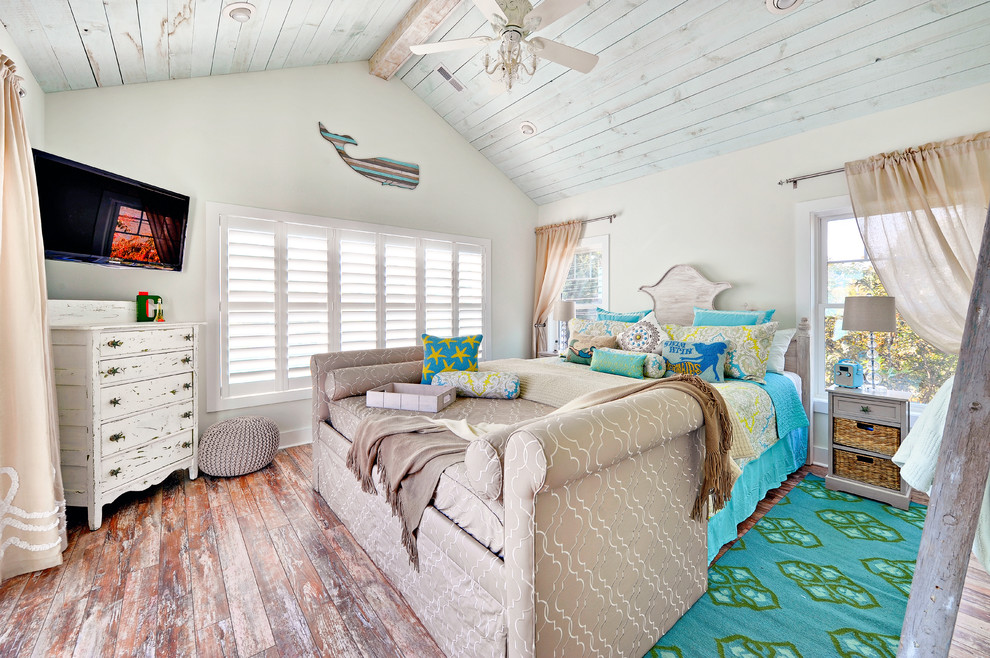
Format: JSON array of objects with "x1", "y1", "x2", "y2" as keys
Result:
[
  {"x1": 44, "y1": 62, "x2": 537, "y2": 442},
  {"x1": 0, "y1": 22, "x2": 44, "y2": 147},
  {"x1": 538, "y1": 81, "x2": 990, "y2": 462}
]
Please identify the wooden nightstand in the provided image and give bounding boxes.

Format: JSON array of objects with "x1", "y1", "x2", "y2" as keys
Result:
[{"x1": 826, "y1": 386, "x2": 912, "y2": 509}]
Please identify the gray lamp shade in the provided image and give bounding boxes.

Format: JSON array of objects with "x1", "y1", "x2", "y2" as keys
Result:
[
  {"x1": 842, "y1": 296, "x2": 896, "y2": 332},
  {"x1": 554, "y1": 300, "x2": 576, "y2": 321}
]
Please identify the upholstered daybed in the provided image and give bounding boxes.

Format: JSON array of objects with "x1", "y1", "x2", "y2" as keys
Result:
[{"x1": 310, "y1": 266, "x2": 811, "y2": 657}]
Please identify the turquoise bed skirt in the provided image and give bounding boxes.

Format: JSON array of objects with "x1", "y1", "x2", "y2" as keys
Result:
[{"x1": 707, "y1": 427, "x2": 808, "y2": 563}]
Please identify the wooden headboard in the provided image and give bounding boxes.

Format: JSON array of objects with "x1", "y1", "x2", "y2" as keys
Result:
[{"x1": 640, "y1": 265, "x2": 813, "y2": 464}]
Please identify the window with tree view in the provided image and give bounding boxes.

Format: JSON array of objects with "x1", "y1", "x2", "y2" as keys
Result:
[
  {"x1": 820, "y1": 216, "x2": 956, "y2": 403},
  {"x1": 560, "y1": 235, "x2": 609, "y2": 321}
]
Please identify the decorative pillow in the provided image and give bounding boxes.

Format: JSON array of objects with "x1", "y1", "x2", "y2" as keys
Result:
[
  {"x1": 568, "y1": 318, "x2": 634, "y2": 338},
  {"x1": 421, "y1": 334, "x2": 482, "y2": 383},
  {"x1": 326, "y1": 360, "x2": 423, "y2": 401},
  {"x1": 596, "y1": 307, "x2": 651, "y2": 322},
  {"x1": 643, "y1": 353, "x2": 666, "y2": 378},
  {"x1": 766, "y1": 328, "x2": 797, "y2": 374},
  {"x1": 617, "y1": 321, "x2": 667, "y2": 354},
  {"x1": 661, "y1": 340, "x2": 729, "y2": 383},
  {"x1": 692, "y1": 307, "x2": 776, "y2": 326},
  {"x1": 565, "y1": 335, "x2": 618, "y2": 365},
  {"x1": 590, "y1": 347, "x2": 646, "y2": 379},
  {"x1": 664, "y1": 322, "x2": 778, "y2": 383},
  {"x1": 432, "y1": 371, "x2": 520, "y2": 399}
]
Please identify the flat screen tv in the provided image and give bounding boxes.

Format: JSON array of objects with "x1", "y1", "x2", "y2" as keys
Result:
[{"x1": 34, "y1": 150, "x2": 190, "y2": 271}]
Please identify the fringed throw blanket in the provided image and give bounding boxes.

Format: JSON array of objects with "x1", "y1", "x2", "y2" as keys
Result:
[{"x1": 346, "y1": 416, "x2": 467, "y2": 568}]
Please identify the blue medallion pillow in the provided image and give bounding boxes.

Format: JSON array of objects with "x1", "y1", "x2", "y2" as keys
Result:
[
  {"x1": 661, "y1": 340, "x2": 729, "y2": 383},
  {"x1": 590, "y1": 347, "x2": 647, "y2": 379},
  {"x1": 421, "y1": 334, "x2": 482, "y2": 383}
]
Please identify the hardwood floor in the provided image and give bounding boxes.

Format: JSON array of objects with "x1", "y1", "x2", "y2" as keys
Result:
[{"x1": 1, "y1": 449, "x2": 987, "y2": 656}]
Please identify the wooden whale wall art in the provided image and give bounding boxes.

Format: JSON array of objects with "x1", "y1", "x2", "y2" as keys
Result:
[{"x1": 318, "y1": 123, "x2": 420, "y2": 190}]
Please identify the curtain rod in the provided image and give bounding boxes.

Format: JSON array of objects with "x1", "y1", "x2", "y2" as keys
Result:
[
  {"x1": 583, "y1": 213, "x2": 616, "y2": 225},
  {"x1": 777, "y1": 167, "x2": 844, "y2": 189},
  {"x1": 535, "y1": 213, "x2": 617, "y2": 233}
]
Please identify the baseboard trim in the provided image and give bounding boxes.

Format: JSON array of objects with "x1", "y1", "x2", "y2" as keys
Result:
[{"x1": 279, "y1": 427, "x2": 312, "y2": 449}]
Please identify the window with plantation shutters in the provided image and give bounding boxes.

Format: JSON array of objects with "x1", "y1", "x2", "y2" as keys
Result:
[{"x1": 208, "y1": 204, "x2": 491, "y2": 411}]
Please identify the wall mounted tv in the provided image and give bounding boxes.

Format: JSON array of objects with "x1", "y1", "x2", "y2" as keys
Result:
[{"x1": 34, "y1": 150, "x2": 190, "y2": 271}]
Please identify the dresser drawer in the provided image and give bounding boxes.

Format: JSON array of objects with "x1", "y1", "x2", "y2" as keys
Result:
[
  {"x1": 98, "y1": 327, "x2": 196, "y2": 358},
  {"x1": 100, "y1": 372, "x2": 194, "y2": 419},
  {"x1": 101, "y1": 401, "x2": 195, "y2": 456},
  {"x1": 99, "y1": 349, "x2": 194, "y2": 384},
  {"x1": 832, "y1": 396, "x2": 901, "y2": 424},
  {"x1": 100, "y1": 429, "x2": 195, "y2": 490},
  {"x1": 833, "y1": 417, "x2": 900, "y2": 456}
]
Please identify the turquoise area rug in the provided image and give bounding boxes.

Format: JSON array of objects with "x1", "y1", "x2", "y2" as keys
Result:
[{"x1": 649, "y1": 475, "x2": 927, "y2": 658}]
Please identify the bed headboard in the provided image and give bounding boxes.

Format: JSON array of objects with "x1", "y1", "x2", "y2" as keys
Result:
[{"x1": 640, "y1": 265, "x2": 813, "y2": 464}]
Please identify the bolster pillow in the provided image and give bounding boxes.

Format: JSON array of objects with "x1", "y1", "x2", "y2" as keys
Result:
[
  {"x1": 325, "y1": 360, "x2": 424, "y2": 401},
  {"x1": 431, "y1": 370, "x2": 521, "y2": 399}
]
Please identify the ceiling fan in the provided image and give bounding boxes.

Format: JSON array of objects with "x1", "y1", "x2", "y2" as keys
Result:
[{"x1": 409, "y1": 0, "x2": 599, "y2": 91}]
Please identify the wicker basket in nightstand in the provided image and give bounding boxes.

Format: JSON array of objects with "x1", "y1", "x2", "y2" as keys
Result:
[{"x1": 825, "y1": 387, "x2": 912, "y2": 509}]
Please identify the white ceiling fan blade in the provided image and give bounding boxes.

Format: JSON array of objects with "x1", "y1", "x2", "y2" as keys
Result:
[
  {"x1": 471, "y1": 0, "x2": 507, "y2": 23},
  {"x1": 410, "y1": 37, "x2": 493, "y2": 55},
  {"x1": 525, "y1": 0, "x2": 589, "y2": 32},
  {"x1": 529, "y1": 37, "x2": 598, "y2": 74}
]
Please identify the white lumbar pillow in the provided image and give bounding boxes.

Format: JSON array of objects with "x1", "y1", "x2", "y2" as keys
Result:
[{"x1": 767, "y1": 328, "x2": 797, "y2": 374}]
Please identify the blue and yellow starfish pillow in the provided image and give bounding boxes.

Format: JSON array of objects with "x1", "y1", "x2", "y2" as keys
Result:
[{"x1": 421, "y1": 334, "x2": 483, "y2": 384}]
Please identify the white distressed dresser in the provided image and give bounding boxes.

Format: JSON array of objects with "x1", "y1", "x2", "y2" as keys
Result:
[{"x1": 50, "y1": 300, "x2": 203, "y2": 530}]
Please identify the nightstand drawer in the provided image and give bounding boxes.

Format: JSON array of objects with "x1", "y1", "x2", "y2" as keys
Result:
[
  {"x1": 834, "y1": 448, "x2": 901, "y2": 490},
  {"x1": 833, "y1": 417, "x2": 900, "y2": 456},
  {"x1": 832, "y1": 397, "x2": 901, "y2": 423}
]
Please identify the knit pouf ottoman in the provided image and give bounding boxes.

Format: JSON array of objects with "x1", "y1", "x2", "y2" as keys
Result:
[{"x1": 199, "y1": 416, "x2": 280, "y2": 477}]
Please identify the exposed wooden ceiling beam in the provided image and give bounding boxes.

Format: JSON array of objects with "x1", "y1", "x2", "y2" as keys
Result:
[{"x1": 369, "y1": 0, "x2": 462, "y2": 81}]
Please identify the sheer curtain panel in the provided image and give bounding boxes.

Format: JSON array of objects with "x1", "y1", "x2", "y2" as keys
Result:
[
  {"x1": 0, "y1": 53, "x2": 67, "y2": 581},
  {"x1": 532, "y1": 220, "x2": 582, "y2": 357}
]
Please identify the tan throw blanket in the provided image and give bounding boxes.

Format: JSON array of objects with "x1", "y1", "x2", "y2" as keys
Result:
[{"x1": 346, "y1": 416, "x2": 467, "y2": 569}]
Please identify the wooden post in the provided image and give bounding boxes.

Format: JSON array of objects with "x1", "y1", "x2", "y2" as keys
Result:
[{"x1": 898, "y1": 209, "x2": 990, "y2": 656}]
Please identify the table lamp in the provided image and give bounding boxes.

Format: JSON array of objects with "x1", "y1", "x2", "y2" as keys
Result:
[
  {"x1": 841, "y1": 296, "x2": 896, "y2": 393},
  {"x1": 554, "y1": 300, "x2": 576, "y2": 354}
]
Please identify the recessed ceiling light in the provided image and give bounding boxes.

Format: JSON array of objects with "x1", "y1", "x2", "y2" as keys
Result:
[
  {"x1": 519, "y1": 121, "x2": 538, "y2": 136},
  {"x1": 225, "y1": 2, "x2": 255, "y2": 22},
  {"x1": 765, "y1": 0, "x2": 803, "y2": 14}
]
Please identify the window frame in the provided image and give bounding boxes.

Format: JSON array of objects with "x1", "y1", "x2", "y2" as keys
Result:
[
  {"x1": 205, "y1": 202, "x2": 492, "y2": 412},
  {"x1": 551, "y1": 234, "x2": 609, "y2": 352}
]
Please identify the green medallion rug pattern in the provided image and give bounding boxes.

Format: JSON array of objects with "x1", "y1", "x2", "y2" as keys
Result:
[{"x1": 647, "y1": 476, "x2": 927, "y2": 658}]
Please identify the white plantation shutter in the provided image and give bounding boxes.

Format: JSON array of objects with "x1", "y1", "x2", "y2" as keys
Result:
[
  {"x1": 384, "y1": 235, "x2": 418, "y2": 347},
  {"x1": 339, "y1": 230, "x2": 377, "y2": 351},
  {"x1": 211, "y1": 204, "x2": 490, "y2": 410}
]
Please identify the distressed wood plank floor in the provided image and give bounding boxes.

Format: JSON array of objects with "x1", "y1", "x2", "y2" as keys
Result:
[{"x1": 0, "y1": 449, "x2": 987, "y2": 656}]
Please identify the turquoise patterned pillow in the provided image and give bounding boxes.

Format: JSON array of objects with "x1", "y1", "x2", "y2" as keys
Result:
[
  {"x1": 661, "y1": 340, "x2": 729, "y2": 383},
  {"x1": 596, "y1": 307, "x2": 651, "y2": 322},
  {"x1": 644, "y1": 353, "x2": 666, "y2": 378},
  {"x1": 421, "y1": 334, "x2": 482, "y2": 384},
  {"x1": 693, "y1": 307, "x2": 776, "y2": 326},
  {"x1": 432, "y1": 371, "x2": 520, "y2": 399},
  {"x1": 590, "y1": 347, "x2": 646, "y2": 379}
]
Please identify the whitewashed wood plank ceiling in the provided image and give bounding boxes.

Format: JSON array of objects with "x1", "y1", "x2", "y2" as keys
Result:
[{"x1": 3, "y1": 0, "x2": 990, "y2": 203}]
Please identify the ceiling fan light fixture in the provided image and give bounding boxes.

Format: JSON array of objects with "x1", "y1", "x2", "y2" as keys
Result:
[
  {"x1": 225, "y1": 2, "x2": 255, "y2": 23},
  {"x1": 519, "y1": 121, "x2": 538, "y2": 136},
  {"x1": 765, "y1": 0, "x2": 803, "y2": 14}
]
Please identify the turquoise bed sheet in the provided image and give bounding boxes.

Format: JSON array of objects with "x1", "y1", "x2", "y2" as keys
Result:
[{"x1": 707, "y1": 426, "x2": 808, "y2": 563}]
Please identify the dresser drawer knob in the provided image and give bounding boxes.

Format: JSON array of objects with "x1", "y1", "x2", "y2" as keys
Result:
[
  {"x1": 108, "y1": 468, "x2": 121, "y2": 477},
  {"x1": 184, "y1": 333, "x2": 194, "y2": 341},
  {"x1": 181, "y1": 411, "x2": 193, "y2": 419},
  {"x1": 109, "y1": 432, "x2": 125, "y2": 442},
  {"x1": 107, "y1": 339, "x2": 123, "y2": 348},
  {"x1": 181, "y1": 356, "x2": 192, "y2": 364},
  {"x1": 109, "y1": 397, "x2": 122, "y2": 406},
  {"x1": 860, "y1": 405, "x2": 871, "y2": 413},
  {"x1": 183, "y1": 382, "x2": 192, "y2": 390},
  {"x1": 104, "y1": 366, "x2": 123, "y2": 377},
  {"x1": 181, "y1": 441, "x2": 192, "y2": 449}
]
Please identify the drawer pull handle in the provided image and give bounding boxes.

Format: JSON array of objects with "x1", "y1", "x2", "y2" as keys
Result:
[
  {"x1": 107, "y1": 339, "x2": 123, "y2": 348},
  {"x1": 181, "y1": 356, "x2": 192, "y2": 364},
  {"x1": 181, "y1": 441, "x2": 192, "y2": 449},
  {"x1": 855, "y1": 455, "x2": 874, "y2": 465},
  {"x1": 183, "y1": 383, "x2": 192, "y2": 390},
  {"x1": 860, "y1": 405, "x2": 871, "y2": 413},
  {"x1": 104, "y1": 366, "x2": 123, "y2": 377},
  {"x1": 184, "y1": 333, "x2": 194, "y2": 341},
  {"x1": 109, "y1": 397, "x2": 122, "y2": 407},
  {"x1": 109, "y1": 432, "x2": 125, "y2": 442},
  {"x1": 856, "y1": 422, "x2": 875, "y2": 432},
  {"x1": 108, "y1": 468, "x2": 121, "y2": 477},
  {"x1": 181, "y1": 411, "x2": 193, "y2": 419}
]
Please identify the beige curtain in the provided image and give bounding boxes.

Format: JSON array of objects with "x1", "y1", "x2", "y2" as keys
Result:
[
  {"x1": 0, "y1": 53, "x2": 67, "y2": 582},
  {"x1": 532, "y1": 220, "x2": 583, "y2": 357},
  {"x1": 844, "y1": 131, "x2": 990, "y2": 355}
]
